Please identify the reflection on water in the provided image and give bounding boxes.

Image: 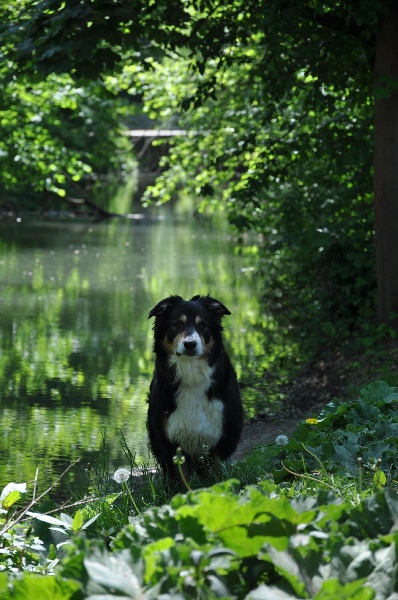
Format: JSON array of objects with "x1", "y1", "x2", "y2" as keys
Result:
[{"x1": 0, "y1": 210, "x2": 276, "y2": 492}]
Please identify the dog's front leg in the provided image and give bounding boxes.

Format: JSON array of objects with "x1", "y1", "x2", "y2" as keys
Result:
[{"x1": 195, "y1": 449, "x2": 223, "y2": 483}]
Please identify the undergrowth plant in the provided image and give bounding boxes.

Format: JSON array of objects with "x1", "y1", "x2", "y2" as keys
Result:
[
  {"x1": 2, "y1": 481, "x2": 397, "y2": 599},
  {"x1": 0, "y1": 380, "x2": 398, "y2": 599},
  {"x1": 274, "y1": 380, "x2": 398, "y2": 489}
]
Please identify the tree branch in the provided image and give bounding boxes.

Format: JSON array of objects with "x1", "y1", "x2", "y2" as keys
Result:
[{"x1": 62, "y1": 173, "x2": 122, "y2": 219}]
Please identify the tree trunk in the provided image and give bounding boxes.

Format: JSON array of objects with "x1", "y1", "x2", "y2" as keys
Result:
[{"x1": 374, "y1": 6, "x2": 398, "y2": 328}]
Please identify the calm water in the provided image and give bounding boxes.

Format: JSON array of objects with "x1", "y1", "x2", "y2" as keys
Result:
[{"x1": 0, "y1": 210, "x2": 273, "y2": 493}]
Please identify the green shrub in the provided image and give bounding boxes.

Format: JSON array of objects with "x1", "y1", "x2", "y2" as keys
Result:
[{"x1": 275, "y1": 381, "x2": 398, "y2": 488}]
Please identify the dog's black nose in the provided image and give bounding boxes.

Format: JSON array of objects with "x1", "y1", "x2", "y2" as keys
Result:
[{"x1": 183, "y1": 340, "x2": 197, "y2": 352}]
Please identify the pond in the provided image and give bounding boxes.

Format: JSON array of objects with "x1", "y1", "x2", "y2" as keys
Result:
[{"x1": 0, "y1": 206, "x2": 290, "y2": 495}]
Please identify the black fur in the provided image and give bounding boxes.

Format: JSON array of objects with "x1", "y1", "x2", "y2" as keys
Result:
[{"x1": 147, "y1": 294, "x2": 243, "y2": 482}]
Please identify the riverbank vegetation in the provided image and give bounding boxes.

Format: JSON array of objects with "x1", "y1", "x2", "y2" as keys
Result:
[
  {"x1": 1, "y1": 380, "x2": 398, "y2": 598},
  {"x1": 0, "y1": 68, "x2": 136, "y2": 214}
]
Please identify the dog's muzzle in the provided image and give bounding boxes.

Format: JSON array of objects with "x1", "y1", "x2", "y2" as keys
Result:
[
  {"x1": 182, "y1": 339, "x2": 198, "y2": 355},
  {"x1": 176, "y1": 333, "x2": 203, "y2": 356}
]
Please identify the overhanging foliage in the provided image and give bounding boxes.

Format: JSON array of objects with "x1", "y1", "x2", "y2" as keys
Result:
[{"x1": 1, "y1": 0, "x2": 397, "y2": 326}]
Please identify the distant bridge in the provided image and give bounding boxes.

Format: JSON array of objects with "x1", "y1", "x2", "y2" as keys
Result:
[
  {"x1": 123, "y1": 130, "x2": 200, "y2": 175},
  {"x1": 123, "y1": 127, "x2": 233, "y2": 138},
  {"x1": 123, "y1": 129, "x2": 192, "y2": 138}
]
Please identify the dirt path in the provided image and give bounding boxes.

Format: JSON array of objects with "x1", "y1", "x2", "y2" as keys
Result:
[
  {"x1": 233, "y1": 416, "x2": 299, "y2": 459},
  {"x1": 233, "y1": 353, "x2": 354, "y2": 459}
]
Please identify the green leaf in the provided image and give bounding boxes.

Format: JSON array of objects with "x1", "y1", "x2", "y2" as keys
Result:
[
  {"x1": 373, "y1": 469, "x2": 387, "y2": 488},
  {"x1": 60, "y1": 513, "x2": 73, "y2": 526},
  {"x1": 2, "y1": 490, "x2": 21, "y2": 509},
  {"x1": 81, "y1": 512, "x2": 101, "y2": 530},
  {"x1": 219, "y1": 523, "x2": 289, "y2": 557},
  {"x1": 84, "y1": 552, "x2": 142, "y2": 597},
  {"x1": 0, "y1": 572, "x2": 9, "y2": 595},
  {"x1": 313, "y1": 578, "x2": 375, "y2": 599},
  {"x1": 260, "y1": 545, "x2": 308, "y2": 597},
  {"x1": 0, "y1": 482, "x2": 26, "y2": 506},
  {"x1": 27, "y1": 512, "x2": 68, "y2": 527},
  {"x1": 332, "y1": 442, "x2": 359, "y2": 474},
  {"x1": 247, "y1": 583, "x2": 304, "y2": 599},
  {"x1": 359, "y1": 381, "x2": 397, "y2": 407},
  {"x1": 71, "y1": 510, "x2": 84, "y2": 533},
  {"x1": 348, "y1": 490, "x2": 398, "y2": 538},
  {"x1": 10, "y1": 574, "x2": 80, "y2": 599},
  {"x1": 142, "y1": 537, "x2": 175, "y2": 583}
]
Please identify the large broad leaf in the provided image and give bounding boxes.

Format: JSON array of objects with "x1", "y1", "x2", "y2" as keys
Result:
[
  {"x1": 348, "y1": 490, "x2": 398, "y2": 538},
  {"x1": 359, "y1": 381, "x2": 398, "y2": 407},
  {"x1": 347, "y1": 399, "x2": 380, "y2": 425},
  {"x1": 176, "y1": 486, "x2": 302, "y2": 557},
  {"x1": 10, "y1": 574, "x2": 80, "y2": 600},
  {"x1": 259, "y1": 544, "x2": 310, "y2": 597},
  {"x1": 84, "y1": 549, "x2": 142, "y2": 598},
  {"x1": 313, "y1": 578, "x2": 375, "y2": 599},
  {"x1": 366, "y1": 543, "x2": 397, "y2": 600},
  {"x1": 246, "y1": 584, "x2": 300, "y2": 599},
  {"x1": 317, "y1": 398, "x2": 349, "y2": 423},
  {"x1": 362, "y1": 440, "x2": 392, "y2": 463},
  {"x1": 332, "y1": 442, "x2": 359, "y2": 475}
]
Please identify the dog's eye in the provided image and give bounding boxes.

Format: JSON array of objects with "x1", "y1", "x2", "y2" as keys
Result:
[
  {"x1": 172, "y1": 319, "x2": 184, "y2": 330},
  {"x1": 198, "y1": 321, "x2": 209, "y2": 331}
]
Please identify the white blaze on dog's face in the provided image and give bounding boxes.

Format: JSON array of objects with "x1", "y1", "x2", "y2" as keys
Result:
[{"x1": 164, "y1": 313, "x2": 214, "y2": 359}]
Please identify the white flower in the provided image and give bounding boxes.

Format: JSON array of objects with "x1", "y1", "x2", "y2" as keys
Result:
[
  {"x1": 275, "y1": 435, "x2": 288, "y2": 447},
  {"x1": 0, "y1": 482, "x2": 27, "y2": 504},
  {"x1": 113, "y1": 468, "x2": 130, "y2": 484}
]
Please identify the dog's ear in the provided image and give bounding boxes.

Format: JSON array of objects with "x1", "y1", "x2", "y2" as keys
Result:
[
  {"x1": 192, "y1": 295, "x2": 231, "y2": 317},
  {"x1": 208, "y1": 298, "x2": 231, "y2": 317},
  {"x1": 148, "y1": 295, "x2": 183, "y2": 319}
]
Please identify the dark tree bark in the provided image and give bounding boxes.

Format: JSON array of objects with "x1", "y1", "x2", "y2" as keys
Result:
[{"x1": 374, "y1": 6, "x2": 398, "y2": 328}]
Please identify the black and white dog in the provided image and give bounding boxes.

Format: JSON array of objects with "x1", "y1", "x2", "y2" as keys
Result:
[{"x1": 147, "y1": 294, "x2": 243, "y2": 482}]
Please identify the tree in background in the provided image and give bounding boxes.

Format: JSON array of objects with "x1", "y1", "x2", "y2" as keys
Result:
[
  {"x1": 124, "y1": 48, "x2": 375, "y2": 342},
  {"x1": 0, "y1": 68, "x2": 134, "y2": 213},
  {"x1": 0, "y1": 0, "x2": 397, "y2": 330},
  {"x1": 0, "y1": 0, "x2": 136, "y2": 214}
]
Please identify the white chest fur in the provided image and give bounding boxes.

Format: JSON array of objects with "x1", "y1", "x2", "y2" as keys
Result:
[{"x1": 166, "y1": 357, "x2": 224, "y2": 458}]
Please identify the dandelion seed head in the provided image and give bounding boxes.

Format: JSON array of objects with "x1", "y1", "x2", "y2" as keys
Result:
[
  {"x1": 276, "y1": 435, "x2": 288, "y2": 447},
  {"x1": 113, "y1": 468, "x2": 130, "y2": 483}
]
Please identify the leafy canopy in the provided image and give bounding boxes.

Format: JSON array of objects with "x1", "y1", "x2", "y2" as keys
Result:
[{"x1": 0, "y1": 0, "x2": 392, "y2": 328}]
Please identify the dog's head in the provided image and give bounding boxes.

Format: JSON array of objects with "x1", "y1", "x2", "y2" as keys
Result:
[{"x1": 148, "y1": 295, "x2": 231, "y2": 359}]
